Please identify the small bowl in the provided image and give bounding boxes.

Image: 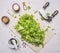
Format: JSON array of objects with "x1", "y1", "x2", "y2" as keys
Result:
[
  {"x1": 1, "y1": 16, "x2": 10, "y2": 24},
  {"x1": 12, "y1": 3, "x2": 20, "y2": 12},
  {"x1": 8, "y1": 38, "x2": 19, "y2": 49}
]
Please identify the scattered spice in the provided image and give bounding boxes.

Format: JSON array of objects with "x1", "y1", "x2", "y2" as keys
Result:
[
  {"x1": 45, "y1": 28, "x2": 49, "y2": 32},
  {"x1": 22, "y1": 42, "x2": 26, "y2": 48},
  {"x1": 45, "y1": 26, "x2": 51, "y2": 32},
  {"x1": 11, "y1": 14, "x2": 17, "y2": 18},
  {"x1": 52, "y1": 28, "x2": 55, "y2": 31},
  {"x1": 14, "y1": 16, "x2": 16, "y2": 18},
  {"x1": 47, "y1": 26, "x2": 51, "y2": 28},
  {"x1": 18, "y1": 14, "x2": 20, "y2": 16}
]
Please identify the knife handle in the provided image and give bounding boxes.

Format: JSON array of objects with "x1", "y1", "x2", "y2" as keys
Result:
[
  {"x1": 43, "y1": 2, "x2": 50, "y2": 10},
  {"x1": 51, "y1": 10, "x2": 59, "y2": 18}
]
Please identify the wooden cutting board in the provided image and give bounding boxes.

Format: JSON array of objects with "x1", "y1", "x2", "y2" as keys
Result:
[{"x1": 8, "y1": 11, "x2": 55, "y2": 52}]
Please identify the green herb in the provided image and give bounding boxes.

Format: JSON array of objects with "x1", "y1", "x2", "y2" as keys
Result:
[
  {"x1": 47, "y1": 26, "x2": 51, "y2": 28},
  {"x1": 15, "y1": 14, "x2": 45, "y2": 46},
  {"x1": 12, "y1": 15, "x2": 16, "y2": 18},
  {"x1": 12, "y1": 15, "x2": 14, "y2": 17},
  {"x1": 19, "y1": 14, "x2": 20, "y2": 16},
  {"x1": 45, "y1": 26, "x2": 51, "y2": 32},
  {"x1": 45, "y1": 28, "x2": 49, "y2": 32},
  {"x1": 14, "y1": 16, "x2": 16, "y2": 18},
  {"x1": 34, "y1": 10, "x2": 38, "y2": 14},
  {"x1": 41, "y1": 17, "x2": 45, "y2": 20},
  {"x1": 46, "y1": 13, "x2": 50, "y2": 16},
  {"x1": 27, "y1": 6, "x2": 31, "y2": 10}
]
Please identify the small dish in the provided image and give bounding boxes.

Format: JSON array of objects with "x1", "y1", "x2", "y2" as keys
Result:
[{"x1": 8, "y1": 38, "x2": 19, "y2": 50}]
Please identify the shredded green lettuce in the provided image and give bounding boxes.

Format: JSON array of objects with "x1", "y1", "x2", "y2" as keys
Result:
[{"x1": 15, "y1": 14, "x2": 45, "y2": 46}]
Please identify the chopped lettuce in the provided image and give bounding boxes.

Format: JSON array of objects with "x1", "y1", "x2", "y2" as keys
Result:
[{"x1": 15, "y1": 14, "x2": 45, "y2": 46}]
